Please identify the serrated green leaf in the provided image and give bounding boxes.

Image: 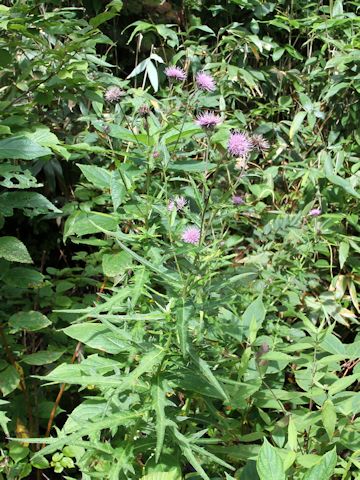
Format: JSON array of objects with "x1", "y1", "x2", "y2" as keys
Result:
[
  {"x1": 189, "y1": 350, "x2": 228, "y2": 402},
  {"x1": 303, "y1": 448, "x2": 337, "y2": 480},
  {"x1": 102, "y1": 251, "x2": 132, "y2": 277},
  {"x1": 256, "y1": 438, "x2": 285, "y2": 480},
  {"x1": 152, "y1": 377, "x2": 167, "y2": 462},
  {"x1": 0, "y1": 236, "x2": 32, "y2": 263},
  {"x1": 77, "y1": 163, "x2": 111, "y2": 189}
]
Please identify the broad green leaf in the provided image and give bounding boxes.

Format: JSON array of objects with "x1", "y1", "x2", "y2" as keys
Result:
[
  {"x1": 0, "y1": 410, "x2": 10, "y2": 435},
  {"x1": 24, "y1": 126, "x2": 59, "y2": 147},
  {"x1": 0, "y1": 365, "x2": 20, "y2": 396},
  {"x1": 262, "y1": 351, "x2": 293, "y2": 362},
  {"x1": 0, "y1": 236, "x2": 32, "y2": 263},
  {"x1": 22, "y1": 350, "x2": 64, "y2": 366},
  {"x1": 322, "y1": 399, "x2": 336, "y2": 440},
  {"x1": 0, "y1": 136, "x2": 51, "y2": 160},
  {"x1": 77, "y1": 164, "x2": 111, "y2": 189},
  {"x1": 0, "y1": 192, "x2": 61, "y2": 217},
  {"x1": 64, "y1": 212, "x2": 118, "y2": 240},
  {"x1": 102, "y1": 251, "x2": 132, "y2": 277},
  {"x1": 240, "y1": 296, "x2": 266, "y2": 339},
  {"x1": 328, "y1": 373, "x2": 359, "y2": 395},
  {"x1": 257, "y1": 438, "x2": 285, "y2": 480},
  {"x1": 110, "y1": 170, "x2": 126, "y2": 211},
  {"x1": 303, "y1": 448, "x2": 337, "y2": 480},
  {"x1": 63, "y1": 323, "x2": 130, "y2": 354},
  {"x1": 324, "y1": 82, "x2": 348, "y2": 100},
  {"x1": 320, "y1": 333, "x2": 346, "y2": 356},
  {"x1": 5, "y1": 267, "x2": 44, "y2": 288},
  {"x1": 331, "y1": 0, "x2": 343, "y2": 17},
  {"x1": 141, "y1": 473, "x2": 180, "y2": 480},
  {"x1": 289, "y1": 111, "x2": 306, "y2": 140},
  {"x1": 9, "y1": 311, "x2": 51, "y2": 332}
]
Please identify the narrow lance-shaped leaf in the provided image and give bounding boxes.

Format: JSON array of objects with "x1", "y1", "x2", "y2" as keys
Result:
[
  {"x1": 322, "y1": 399, "x2": 337, "y2": 440},
  {"x1": 189, "y1": 349, "x2": 229, "y2": 402},
  {"x1": 289, "y1": 111, "x2": 306, "y2": 140},
  {"x1": 151, "y1": 377, "x2": 167, "y2": 462}
]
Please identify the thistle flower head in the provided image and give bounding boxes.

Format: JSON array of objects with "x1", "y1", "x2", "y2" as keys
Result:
[
  {"x1": 153, "y1": 150, "x2": 160, "y2": 159},
  {"x1": 168, "y1": 196, "x2": 187, "y2": 212},
  {"x1": 168, "y1": 200, "x2": 175, "y2": 212},
  {"x1": 195, "y1": 111, "x2": 222, "y2": 129},
  {"x1": 175, "y1": 196, "x2": 187, "y2": 210},
  {"x1": 104, "y1": 86, "x2": 125, "y2": 103},
  {"x1": 232, "y1": 195, "x2": 244, "y2": 205},
  {"x1": 196, "y1": 71, "x2": 216, "y2": 92},
  {"x1": 182, "y1": 225, "x2": 201, "y2": 244},
  {"x1": 252, "y1": 134, "x2": 270, "y2": 151},
  {"x1": 164, "y1": 66, "x2": 187, "y2": 81},
  {"x1": 138, "y1": 104, "x2": 150, "y2": 116},
  {"x1": 309, "y1": 208, "x2": 321, "y2": 217},
  {"x1": 228, "y1": 131, "x2": 253, "y2": 158}
]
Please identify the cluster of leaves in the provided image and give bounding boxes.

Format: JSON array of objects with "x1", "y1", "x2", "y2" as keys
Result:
[{"x1": 0, "y1": 0, "x2": 359, "y2": 479}]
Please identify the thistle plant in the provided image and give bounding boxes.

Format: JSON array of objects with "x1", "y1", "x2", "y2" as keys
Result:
[{"x1": 4, "y1": 4, "x2": 358, "y2": 478}]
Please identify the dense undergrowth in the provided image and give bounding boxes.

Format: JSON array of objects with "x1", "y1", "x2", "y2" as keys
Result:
[{"x1": 0, "y1": 0, "x2": 359, "y2": 479}]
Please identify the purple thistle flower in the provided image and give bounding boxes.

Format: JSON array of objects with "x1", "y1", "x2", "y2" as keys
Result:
[
  {"x1": 164, "y1": 66, "x2": 187, "y2": 81},
  {"x1": 104, "y1": 86, "x2": 125, "y2": 103},
  {"x1": 153, "y1": 150, "x2": 160, "y2": 158},
  {"x1": 232, "y1": 195, "x2": 244, "y2": 205},
  {"x1": 228, "y1": 131, "x2": 253, "y2": 158},
  {"x1": 138, "y1": 104, "x2": 150, "y2": 116},
  {"x1": 182, "y1": 226, "x2": 201, "y2": 244},
  {"x1": 309, "y1": 208, "x2": 321, "y2": 217},
  {"x1": 175, "y1": 196, "x2": 187, "y2": 210},
  {"x1": 167, "y1": 200, "x2": 176, "y2": 212},
  {"x1": 196, "y1": 71, "x2": 216, "y2": 92},
  {"x1": 195, "y1": 111, "x2": 222, "y2": 129},
  {"x1": 252, "y1": 134, "x2": 270, "y2": 151}
]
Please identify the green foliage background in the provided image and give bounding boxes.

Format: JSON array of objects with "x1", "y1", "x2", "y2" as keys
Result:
[{"x1": 0, "y1": 0, "x2": 359, "y2": 479}]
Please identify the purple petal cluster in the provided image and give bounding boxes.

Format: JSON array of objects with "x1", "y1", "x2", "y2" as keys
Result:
[
  {"x1": 182, "y1": 226, "x2": 201, "y2": 244},
  {"x1": 228, "y1": 131, "x2": 253, "y2": 158},
  {"x1": 252, "y1": 134, "x2": 270, "y2": 151},
  {"x1": 195, "y1": 111, "x2": 222, "y2": 129},
  {"x1": 232, "y1": 195, "x2": 244, "y2": 205},
  {"x1": 309, "y1": 208, "x2": 321, "y2": 217},
  {"x1": 196, "y1": 71, "x2": 216, "y2": 92},
  {"x1": 168, "y1": 196, "x2": 187, "y2": 212},
  {"x1": 164, "y1": 66, "x2": 187, "y2": 81},
  {"x1": 104, "y1": 86, "x2": 125, "y2": 103}
]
